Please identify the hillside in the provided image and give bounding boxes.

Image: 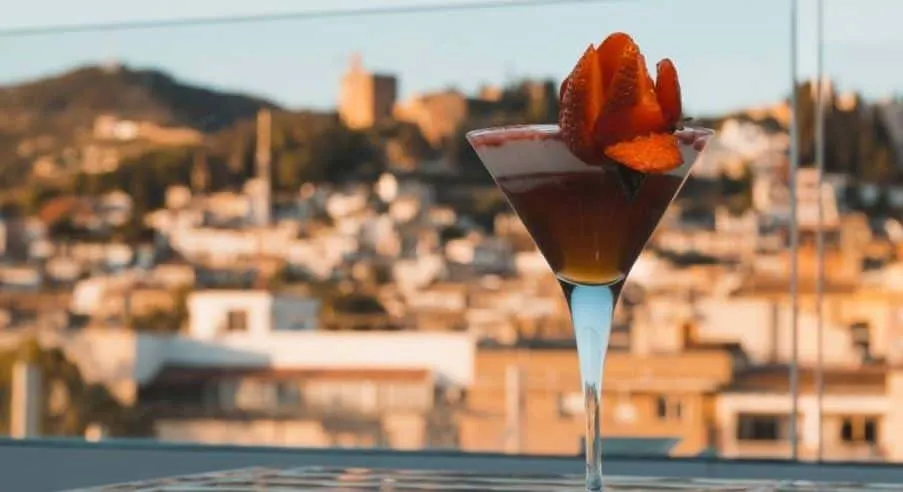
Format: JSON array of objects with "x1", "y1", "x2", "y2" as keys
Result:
[
  {"x1": 717, "y1": 82, "x2": 902, "y2": 182},
  {"x1": 0, "y1": 64, "x2": 279, "y2": 132},
  {"x1": 0, "y1": 64, "x2": 280, "y2": 186}
]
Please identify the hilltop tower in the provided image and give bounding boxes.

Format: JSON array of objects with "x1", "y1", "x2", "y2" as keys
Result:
[{"x1": 338, "y1": 54, "x2": 398, "y2": 129}]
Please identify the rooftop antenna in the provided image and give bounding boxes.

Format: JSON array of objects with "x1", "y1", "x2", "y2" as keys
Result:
[
  {"x1": 787, "y1": 0, "x2": 801, "y2": 462},
  {"x1": 814, "y1": 0, "x2": 826, "y2": 463}
]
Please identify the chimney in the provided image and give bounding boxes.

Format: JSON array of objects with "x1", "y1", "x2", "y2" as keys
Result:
[{"x1": 10, "y1": 361, "x2": 41, "y2": 438}]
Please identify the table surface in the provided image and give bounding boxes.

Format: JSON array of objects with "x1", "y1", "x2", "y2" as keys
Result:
[{"x1": 66, "y1": 466, "x2": 903, "y2": 491}]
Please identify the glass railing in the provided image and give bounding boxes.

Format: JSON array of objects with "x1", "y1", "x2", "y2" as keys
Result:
[{"x1": 1, "y1": 0, "x2": 902, "y2": 488}]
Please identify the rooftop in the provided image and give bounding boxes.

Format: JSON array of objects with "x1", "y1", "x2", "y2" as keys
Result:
[
  {"x1": 67, "y1": 465, "x2": 900, "y2": 491},
  {"x1": 1, "y1": 439, "x2": 899, "y2": 491}
]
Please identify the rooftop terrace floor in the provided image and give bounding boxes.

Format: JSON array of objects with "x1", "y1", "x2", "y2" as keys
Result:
[
  {"x1": 3, "y1": 439, "x2": 902, "y2": 491},
  {"x1": 66, "y1": 466, "x2": 902, "y2": 491}
]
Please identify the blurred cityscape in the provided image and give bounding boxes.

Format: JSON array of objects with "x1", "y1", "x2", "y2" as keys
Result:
[{"x1": 0, "y1": 43, "x2": 902, "y2": 466}]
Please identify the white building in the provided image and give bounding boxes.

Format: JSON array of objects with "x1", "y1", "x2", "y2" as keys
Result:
[
  {"x1": 23, "y1": 327, "x2": 475, "y2": 449},
  {"x1": 166, "y1": 224, "x2": 299, "y2": 266},
  {"x1": 187, "y1": 290, "x2": 321, "y2": 338},
  {"x1": 753, "y1": 168, "x2": 840, "y2": 229}
]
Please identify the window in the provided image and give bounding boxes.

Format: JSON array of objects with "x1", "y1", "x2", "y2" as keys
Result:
[
  {"x1": 655, "y1": 395, "x2": 683, "y2": 421},
  {"x1": 840, "y1": 416, "x2": 878, "y2": 444},
  {"x1": 201, "y1": 383, "x2": 219, "y2": 410},
  {"x1": 850, "y1": 322, "x2": 871, "y2": 359},
  {"x1": 305, "y1": 381, "x2": 378, "y2": 414},
  {"x1": 225, "y1": 309, "x2": 248, "y2": 332},
  {"x1": 234, "y1": 379, "x2": 277, "y2": 411},
  {"x1": 276, "y1": 382, "x2": 303, "y2": 409},
  {"x1": 383, "y1": 382, "x2": 431, "y2": 412},
  {"x1": 557, "y1": 392, "x2": 584, "y2": 418},
  {"x1": 217, "y1": 379, "x2": 238, "y2": 411},
  {"x1": 290, "y1": 316, "x2": 312, "y2": 331},
  {"x1": 736, "y1": 413, "x2": 788, "y2": 441}
]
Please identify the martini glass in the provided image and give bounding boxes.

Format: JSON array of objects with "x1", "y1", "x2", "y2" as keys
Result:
[{"x1": 467, "y1": 124, "x2": 710, "y2": 491}]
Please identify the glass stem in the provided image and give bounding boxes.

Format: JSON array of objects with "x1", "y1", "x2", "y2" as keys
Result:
[{"x1": 561, "y1": 281, "x2": 619, "y2": 492}]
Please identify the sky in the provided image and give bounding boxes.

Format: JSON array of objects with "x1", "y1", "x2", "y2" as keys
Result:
[{"x1": 1, "y1": 0, "x2": 902, "y2": 116}]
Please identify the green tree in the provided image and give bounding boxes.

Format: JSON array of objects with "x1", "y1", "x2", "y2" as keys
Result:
[
  {"x1": 446, "y1": 126, "x2": 491, "y2": 183},
  {"x1": 333, "y1": 293, "x2": 387, "y2": 315},
  {"x1": 209, "y1": 111, "x2": 383, "y2": 190},
  {"x1": 313, "y1": 125, "x2": 382, "y2": 183},
  {"x1": 0, "y1": 339, "x2": 152, "y2": 437},
  {"x1": 719, "y1": 164, "x2": 754, "y2": 216}
]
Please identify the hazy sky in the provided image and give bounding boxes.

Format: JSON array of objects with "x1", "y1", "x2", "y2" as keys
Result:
[{"x1": 1, "y1": 0, "x2": 902, "y2": 116}]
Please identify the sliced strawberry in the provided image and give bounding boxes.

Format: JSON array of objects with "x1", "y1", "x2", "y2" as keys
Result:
[
  {"x1": 604, "y1": 133, "x2": 683, "y2": 173},
  {"x1": 596, "y1": 32, "x2": 637, "y2": 90},
  {"x1": 602, "y1": 45, "x2": 641, "y2": 114},
  {"x1": 636, "y1": 53, "x2": 657, "y2": 99},
  {"x1": 559, "y1": 75, "x2": 571, "y2": 103},
  {"x1": 655, "y1": 58, "x2": 682, "y2": 129},
  {"x1": 594, "y1": 102, "x2": 667, "y2": 150},
  {"x1": 559, "y1": 45, "x2": 604, "y2": 164},
  {"x1": 595, "y1": 43, "x2": 667, "y2": 148}
]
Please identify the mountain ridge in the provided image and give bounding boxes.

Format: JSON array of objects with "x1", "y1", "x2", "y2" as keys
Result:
[
  {"x1": 0, "y1": 63, "x2": 284, "y2": 187},
  {"x1": 0, "y1": 63, "x2": 282, "y2": 132}
]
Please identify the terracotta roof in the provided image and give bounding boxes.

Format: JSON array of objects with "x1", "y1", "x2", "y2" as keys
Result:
[{"x1": 37, "y1": 196, "x2": 88, "y2": 225}]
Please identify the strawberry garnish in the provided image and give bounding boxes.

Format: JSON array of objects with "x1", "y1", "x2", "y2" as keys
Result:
[
  {"x1": 604, "y1": 133, "x2": 683, "y2": 174},
  {"x1": 559, "y1": 45, "x2": 604, "y2": 165},
  {"x1": 559, "y1": 75, "x2": 571, "y2": 103},
  {"x1": 558, "y1": 32, "x2": 685, "y2": 173},
  {"x1": 655, "y1": 58, "x2": 682, "y2": 128}
]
